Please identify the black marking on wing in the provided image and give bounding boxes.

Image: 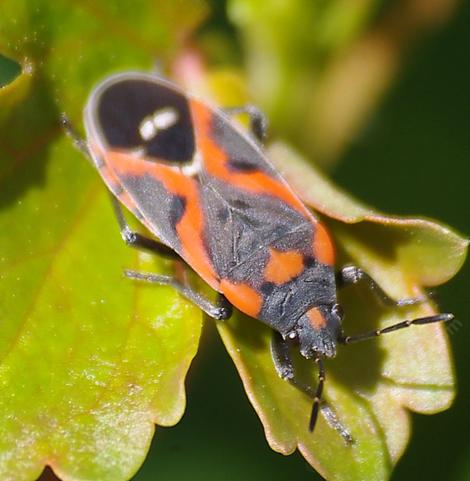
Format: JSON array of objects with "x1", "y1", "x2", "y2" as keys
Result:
[
  {"x1": 169, "y1": 195, "x2": 187, "y2": 226},
  {"x1": 227, "y1": 159, "x2": 260, "y2": 172},
  {"x1": 97, "y1": 78, "x2": 195, "y2": 163},
  {"x1": 260, "y1": 282, "x2": 275, "y2": 296},
  {"x1": 119, "y1": 173, "x2": 183, "y2": 250},
  {"x1": 198, "y1": 174, "x2": 337, "y2": 334},
  {"x1": 211, "y1": 114, "x2": 275, "y2": 174},
  {"x1": 200, "y1": 176, "x2": 310, "y2": 280}
]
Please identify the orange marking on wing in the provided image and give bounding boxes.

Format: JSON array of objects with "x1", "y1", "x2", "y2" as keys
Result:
[
  {"x1": 190, "y1": 100, "x2": 309, "y2": 215},
  {"x1": 99, "y1": 164, "x2": 139, "y2": 212},
  {"x1": 307, "y1": 307, "x2": 327, "y2": 330},
  {"x1": 264, "y1": 248, "x2": 304, "y2": 285},
  {"x1": 103, "y1": 150, "x2": 220, "y2": 290},
  {"x1": 220, "y1": 279, "x2": 263, "y2": 318},
  {"x1": 90, "y1": 141, "x2": 105, "y2": 158},
  {"x1": 98, "y1": 164, "x2": 119, "y2": 190},
  {"x1": 312, "y1": 222, "x2": 335, "y2": 266}
]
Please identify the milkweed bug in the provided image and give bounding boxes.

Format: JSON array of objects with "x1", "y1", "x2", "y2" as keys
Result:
[{"x1": 62, "y1": 71, "x2": 454, "y2": 441}]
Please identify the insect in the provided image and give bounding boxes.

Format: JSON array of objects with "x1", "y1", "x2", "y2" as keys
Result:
[{"x1": 63, "y1": 71, "x2": 453, "y2": 440}]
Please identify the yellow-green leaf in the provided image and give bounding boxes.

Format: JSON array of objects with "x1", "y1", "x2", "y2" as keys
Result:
[
  {"x1": 0, "y1": 1, "x2": 207, "y2": 480},
  {"x1": 216, "y1": 142, "x2": 466, "y2": 481}
]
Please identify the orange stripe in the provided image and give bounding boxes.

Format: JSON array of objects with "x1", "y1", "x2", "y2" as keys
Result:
[
  {"x1": 104, "y1": 151, "x2": 220, "y2": 290},
  {"x1": 312, "y1": 222, "x2": 335, "y2": 266},
  {"x1": 98, "y1": 163, "x2": 140, "y2": 214},
  {"x1": 190, "y1": 100, "x2": 309, "y2": 215},
  {"x1": 307, "y1": 307, "x2": 327, "y2": 330},
  {"x1": 220, "y1": 279, "x2": 263, "y2": 318},
  {"x1": 191, "y1": 100, "x2": 336, "y2": 268},
  {"x1": 264, "y1": 248, "x2": 304, "y2": 285}
]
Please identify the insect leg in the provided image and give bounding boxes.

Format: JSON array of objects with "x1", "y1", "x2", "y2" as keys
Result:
[
  {"x1": 270, "y1": 330, "x2": 296, "y2": 381},
  {"x1": 109, "y1": 195, "x2": 178, "y2": 259},
  {"x1": 61, "y1": 114, "x2": 93, "y2": 161},
  {"x1": 309, "y1": 356, "x2": 325, "y2": 433},
  {"x1": 337, "y1": 265, "x2": 429, "y2": 307},
  {"x1": 61, "y1": 114, "x2": 178, "y2": 259},
  {"x1": 319, "y1": 404, "x2": 354, "y2": 444},
  {"x1": 270, "y1": 332, "x2": 352, "y2": 442},
  {"x1": 339, "y1": 312, "x2": 453, "y2": 344},
  {"x1": 223, "y1": 105, "x2": 268, "y2": 143},
  {"x1": 124, "y1": 269, "x2": 233, "y2": 320}
]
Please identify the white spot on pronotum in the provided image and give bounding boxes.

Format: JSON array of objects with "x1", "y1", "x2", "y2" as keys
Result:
[
  {"x1": 153, "y1": 108, "x2": 178, "y2": 129},
  {"x1": 139, "y1": 107, "x2": 179, "y2": 141},
  {"x1": 139, "y1": 118, "x2": 156, "y2": 141},
  {"x1": 181, "y1": 151, "x2": 202, "y2": 176}
]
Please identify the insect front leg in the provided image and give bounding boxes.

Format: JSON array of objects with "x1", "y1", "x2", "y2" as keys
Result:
[
  {"x1": 270, "y1": 330, "x2": 296, "y2": 381},
  {"x1": 62, "y1": 114, "x2": 178, "y2": 260},
  {"x1": 223, "y1": 105, "x2": 268, "y2": 143},
  {"x1": 61, "y1": 114, "x2": 94, "y2": 162},
  {"x1": 270, "y1": 332, "x2": 352, "y2": 443},
  {"x1": 125, "y1": 270, "x2": 232, "y2": 321},
  {"x1": 337, "y1": 265, "x2": 430, "y2": 307}
]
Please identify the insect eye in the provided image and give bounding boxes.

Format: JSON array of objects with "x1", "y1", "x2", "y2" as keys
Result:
[{"x1": 331, "y1": 303, "x2": 344, "y2": 320}]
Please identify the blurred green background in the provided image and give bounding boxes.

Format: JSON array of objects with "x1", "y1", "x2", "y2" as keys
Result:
[{"x1": 1, "y1": 0, "x2": 469, "y2": 480}]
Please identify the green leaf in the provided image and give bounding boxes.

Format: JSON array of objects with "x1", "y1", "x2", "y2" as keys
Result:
[
  {"x1": 0, "y1": 54, "x2": 21, "y2": 87},
  {"x1": 216, "y1": 142, "x2": 467, "y2": 481},
  {"x1": 172, "y1": 64, "x2": 467, "y2": 480},
  {"x1": 0, "y1": 1, "x2": 207, "y2": 480},
  {"x1": 268, "y1": 142, "x2": 468, "y2": 287},
  {"x1": 1, "y1": 2, "x2": 466, "y2": 480}
]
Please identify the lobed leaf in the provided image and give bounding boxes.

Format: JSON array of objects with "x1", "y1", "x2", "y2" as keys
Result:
[
  {"x1": 0, "y1": 1, "x2": 207, "y2": 480},
  {"x1": 217, "y1": 142, "x2": 466, "y2": 480},
  {"x1": 174, "y1": 59, "x2": 467, "y2": 481},
  {"x1": 0, "y1": 2, "x2": 466, "y2": 480}
]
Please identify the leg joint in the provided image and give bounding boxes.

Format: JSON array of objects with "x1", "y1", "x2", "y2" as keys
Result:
[
  {"x1": 213, "y1": 306, "x2": 232, "y2": 321},
  {"x1": 121, "y1": 227, "x2": 138, "y2": 246}
]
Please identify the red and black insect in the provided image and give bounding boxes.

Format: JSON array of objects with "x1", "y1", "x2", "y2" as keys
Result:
[{"x1": 63, "y1": 71, "x2": 453, "y2": 439}]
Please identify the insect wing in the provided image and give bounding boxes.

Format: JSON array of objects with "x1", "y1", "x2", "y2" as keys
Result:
[{"x1": 84, "y1": 73, "x2": 219, "y2": 289}]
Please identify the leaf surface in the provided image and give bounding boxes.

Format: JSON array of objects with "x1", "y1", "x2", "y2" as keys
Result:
[
  {"x1": 217, "y1": 142, "x2": 466, "y2": 480},
  {"x1": 0, "y1": 2, "x2": 207, "y2": 480},
  {"x1": 171, "y1": 62, "x2": 467, "y2": 481}
]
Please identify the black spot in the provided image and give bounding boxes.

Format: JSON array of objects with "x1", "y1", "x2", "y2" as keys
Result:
[
  {"x1": 96, "y1": 78, "x2": 195, "y2": 163},
  {"x1": 210, "y1": 115, "x2": 268, "y2": 174},
  {"x1": 217, "y1": 206, "x2": 230, "y2": 223},
  {"x1": 232, "y1": 199, "x2": 250, "y2": 210},
  {"x1": 169, "y1": 195, "x2": 187, "y2": 227},
  {"x1": 227, "y1": 158, "x2": 259, "y2": 172},
  {"x1": 110, "y1": 183, "x2": 124, "y2": 196},
  {"x1": 303, "y1": 256, "x2": 316, "y2": 268},
  {"x1": 261, "y1": 282, "x2": 275, "y2": 296}
]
